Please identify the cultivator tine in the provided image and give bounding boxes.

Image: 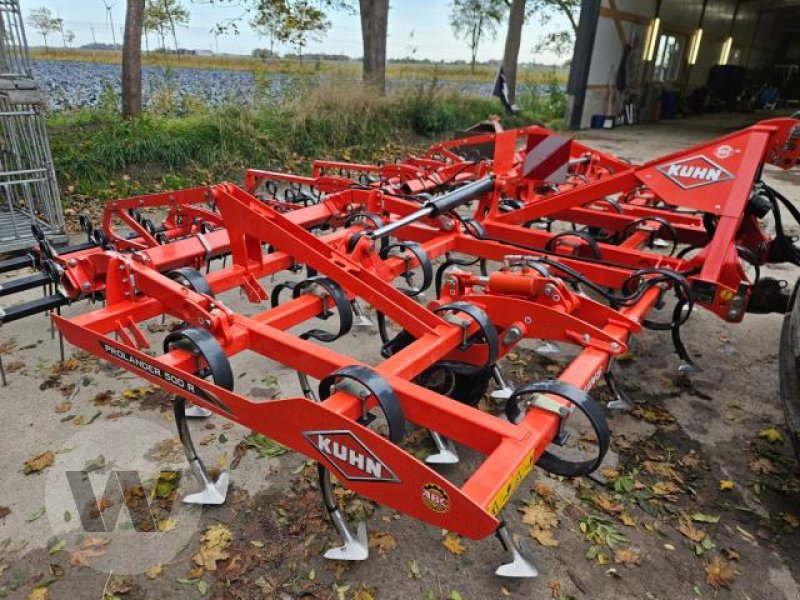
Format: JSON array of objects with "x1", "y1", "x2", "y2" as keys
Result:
[
  {"x1": 494, "y1": 518, "x2": 539, "y2": 578},
  {"x1": 0, "y1": 355, "x2": 6, "y2": 387},
  {"x1": 350, "y1": 298, "x2": 374, "y2": 328},
  {"x1": 174, "y1": 397, "x2": 229, "y2": 505},
  {"x1": 184, "y1": 404, "x2": 213, "y2": 418},
  {"x1": 490, "y1": 365, "x2": 514, "y2": 402},
  {"x1": 425, "y1": 431, "x2": 459, "y2": 465},
  {"x1": 604, "y1": 368, "x2": 634, "y2": 411},
  {"x1": 319, "y1": 466, "x2": 369, "y2": 561}
]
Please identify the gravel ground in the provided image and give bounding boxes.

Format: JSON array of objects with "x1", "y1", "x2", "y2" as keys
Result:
[{"x1": 0, "y1": 112, "x2": 798, "y2": 600}]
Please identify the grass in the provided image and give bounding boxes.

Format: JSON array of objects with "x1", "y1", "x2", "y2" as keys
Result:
[
  {"x1": 31, "y1": 47, "x2": 568, "y2": 84},
  {"x1": 48, "y1": 78, "x2": 566, "y2": 204}
]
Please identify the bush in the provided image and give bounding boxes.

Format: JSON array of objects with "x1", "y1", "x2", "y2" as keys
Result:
[{"x1": 48, "y1": 79, "x2": 566, "y2": 202}]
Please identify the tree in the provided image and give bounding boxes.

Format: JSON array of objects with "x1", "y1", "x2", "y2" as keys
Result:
[
  {"x1": 359, "y1": 0, "x2": 389, "y2": 95},
  {"x1": 28, "y1": 7, "x2": 61, "y2": 51},
  {"x1": 248, "y1": 1, "x2": 331, "y2": 58},
  {"x1": 144, "y1": 0, "x2": 189, "y2": 54},
  {"x1": 501, "y1": 0, "x2": 525, "y2": 105},
  {"x1": 53, "y1": 17, "x2": 76, "y2": 48},
  {"x1": 122, "y1": 0, "x2": 146, "y2": 117},
  {"x1": 529, "y1": 0, "x2": 579, "y2": 56},
  {"x1": 449, "y1": 0, "x2": 507, "y2": 73}
]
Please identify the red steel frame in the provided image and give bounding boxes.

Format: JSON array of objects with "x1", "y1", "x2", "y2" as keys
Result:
[{"x1": 44, "y1": 117, "x2": 800, "y2": 542}]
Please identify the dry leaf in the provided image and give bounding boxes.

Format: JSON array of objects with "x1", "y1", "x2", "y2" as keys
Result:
[
  {"x1": 705, "y1": 555, "x2": 735, "y2": 589},
  {"x1": 193, "y1": 524, "x2": 232, "y2": 571},
  {"x1": 69, "y1": 537, "x2": 111, "y2": 567},
  {"x1": 677, "y1": 520, "x2": 706, "y2": 543},
  {"x1": 520, "y1": 502, "x2": 558, "y2": 530},
  {"x1": 758, "y1": 427, "x2": 783, "y2": 444},
  {"x1": 719, "y1": 480, "x2": 735, "y2": 491},
  {"x1": 27, "y1": 588, "x2": 48, "y2": 600},
  {"x1": 619, "y1": 513, "x2": 636, "y2": 527},
  {"x1": 749, "y1": 458, "x2": 774, "y2": 474},
  {"x1": 54, "y1": 401, "x2": 72, "y2": 413},
  {"x1": 651, "y1": 481, "x2": 679, "y2": 496},
  {"x1": 533, "y1": 483, "x2": 556, "y2": 501},
  {"x1": 368, "y1": 532, "x2": 397, "y2": 556},
  {"x1": 23, "y1": 451, "x2": 54, "y2": 474},
  {"x1": 782, "y1": 512, "x2": 800, "y2": 528},
  {"x1": 592, "y1": 493, "x2": 624, "y2": 514},
  {"x1": 442, "y1": 533, "x2": 466, "y2": 555},
  {"x1": 158, "y1": 518, "x2": 177, "y2": 532},
  {"x1": 547, "y1": 580, "x2": 562, "y2": 600},
  {"x1": 614, "y1": 548, "x2": 641, "y2": 567},
  {"x1": 531, "y1": 527, "x2": 559, "y2": 547},
  {"x1": 145, "y1": 563, "x2": 163, "y2": 579},
  {"x1": 600, "y1": 468, "x2": 620, "y2": 480}
]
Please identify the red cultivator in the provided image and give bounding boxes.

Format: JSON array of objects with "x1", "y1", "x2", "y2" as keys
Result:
[{"x1": 2, "y1": 116, "x2": 799, "y2": 578}]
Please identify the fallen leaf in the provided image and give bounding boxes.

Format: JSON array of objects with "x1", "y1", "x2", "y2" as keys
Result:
[
  {"x1": 619, "y1": 513, "x2": 636, "y2": 527},
  {"x1": 0, "y1": 506, "x2": 10, "y2": 520},
  {"x1": 722, "y1": 548, "x2": 740, "y2": 561},
  {"x1": 54, "y1": 401, "x2": 72, "y2": 413},
  {"x1": 146, "y1": 563, "x2": 163, "y2": 579},
  {"x1": 749, "y1": 457, "x2": 774, "y2": 474},
  {"x1": 531, "y1": 527, "x2": 559, "y2": 547},
  {"x1": 758, "y1": 427, "x2": 783, "y2": 443},
  {"x1": 705, "y1": 555, "x2": 735, "y2": 589},
  {"x1": 592, "y1": 493, "x2": 624, "y2": 514},
  {"x1": 599, "y1": 468, "x2": 620, "y2": 480},
  {"x1": 442, "y1": 533, "x2": 466, "y2": 555},
  {"x1": 520, "y1": 501, "x2": 558, "y2": 530},
  {"x1": 368, "y1": 532, "x2": 397, "y2": 556},
  {"x1": 193, "y1": 524, "x2": 232, "y2": 571},
  {"x1": 677, "y1": 520, "x2": 706, "y2": 543},
  {"x1": 533, "y1": 483, "x2": 556, "y2": 501},
  {"x1": 69, "y1": 537, "x2": 111, "y2": 567},
  {"x1": 782, "y1": 512, "x2": 799, "y2": 528},
  {"x1": 719, "y1": 480, "x2": 735, "y2": 491},
  {"x1": 27, "y1": 588, "x2": 48, "y2": 600},
  {"x1": 158, "y1": 518, "x2": 177, "y2": 532},
  {"x1": 691, "y1": 513, "x2": 720, "y2": 524},
  {"x1": 547, "y1": 580, "x2": 562, "y2": 600},
  {"x1": 614, "y1": 548, "x2": 641, "y2": 567},
  {"x1": 651, "y1": 481, "x2": 680, "y2": 496},
  {"x1": 23, "y1": 451, "x2": 54, "y2": 474}
]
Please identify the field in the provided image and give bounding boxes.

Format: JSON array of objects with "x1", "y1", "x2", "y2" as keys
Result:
[{"x1": 29, "y1": 47, "x2": 569, "y2": 84}]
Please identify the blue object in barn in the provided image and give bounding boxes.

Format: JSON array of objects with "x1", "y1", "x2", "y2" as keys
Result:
[{"x1": 661, "y1": 90, "x2": 680, "y2": 120}]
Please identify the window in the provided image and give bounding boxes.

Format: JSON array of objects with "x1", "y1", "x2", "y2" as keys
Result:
[{"x1": 653, "y1": 33, "x2": 685, "y2": 82}]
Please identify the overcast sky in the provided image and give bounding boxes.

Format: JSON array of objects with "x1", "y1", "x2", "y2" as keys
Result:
[{"x1": 21, "y1": 0, "x2": 570, "y2": 64}]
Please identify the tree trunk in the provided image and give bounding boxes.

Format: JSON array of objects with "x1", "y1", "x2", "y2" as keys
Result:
[
  {"x1": 359, "y1": 0, "x2": 389, "y2": 95},
  {"x1": 122, "y1": 0, "x2": 145, "y2": 117},
  {"x1": 502, "y1": 0, "x2": 526, "y2": 104}
]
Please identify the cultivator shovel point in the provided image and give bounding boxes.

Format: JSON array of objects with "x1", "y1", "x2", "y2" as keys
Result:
[{"x1": 3, "y1": 115, "x2": 800, "y2": 581}]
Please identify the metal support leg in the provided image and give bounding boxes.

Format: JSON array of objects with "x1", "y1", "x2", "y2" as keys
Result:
[
  {"x1": 298, "y1": 371, "x2": 318, "y2": 401},
  {"x1": 605, "y1": 368, "x2": 633, "y2": 411},
  {"x1": 319, "y1": 466, "x2": 369, "y2": 560},
  {"x1": 490, "y1": 365, "x2": 514, "y2": 402},
  {"x1": 425, "y1": 431, "x2": 459, "y2": 465},
  {"x1": 174, "y1": 397, "x2": 228, "y2": 505},
  {"x1": 350, "y1": 299, "x2": 374, "y2": 329},
  {"x1": 495, "y1": 517, "x2": 539, "y2": 578}
]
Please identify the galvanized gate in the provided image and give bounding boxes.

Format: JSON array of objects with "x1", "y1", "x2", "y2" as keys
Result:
[{"x1": 0, "y1": 0, "x2": 65, "y2": 253}]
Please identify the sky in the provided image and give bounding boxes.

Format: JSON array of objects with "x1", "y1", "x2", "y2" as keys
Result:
[{"x1": 20, "y1": 0, "x2": 570, "y2": 64}]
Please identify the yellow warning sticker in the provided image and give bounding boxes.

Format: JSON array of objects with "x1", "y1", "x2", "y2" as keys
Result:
[{"x1": 487, "y1": 448, "x2": 537, "y2": 515}]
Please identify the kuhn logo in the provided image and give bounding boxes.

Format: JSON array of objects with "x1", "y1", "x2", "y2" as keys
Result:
[
  {"x1": 303, "y1": 430, "x2": 400, "y2": 483},
  {"x1": 656, "y1": 155, "x2": 734, "y2": 189}
]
